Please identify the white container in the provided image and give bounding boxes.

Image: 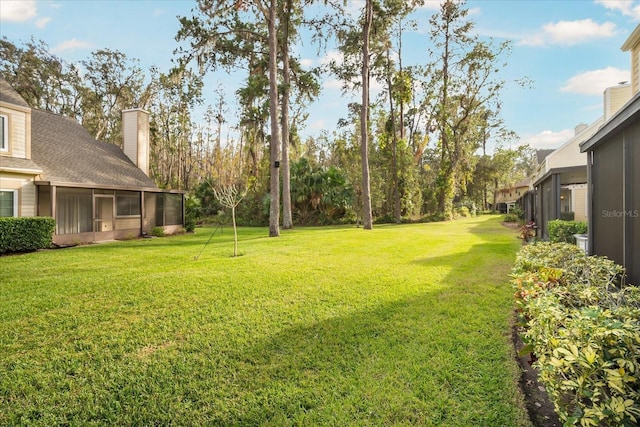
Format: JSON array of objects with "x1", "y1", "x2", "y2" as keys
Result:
[{"x1": 574, "y1": 234, "x2": 588, "y2": 252}]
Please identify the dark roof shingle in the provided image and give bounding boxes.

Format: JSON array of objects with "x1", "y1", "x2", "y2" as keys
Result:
[
  {"x1": 31, "y1": 109, "x2": 157, "y2": 189},
  {"x1": 0, "y1": 78, "x2": 31, "y2": 108}
]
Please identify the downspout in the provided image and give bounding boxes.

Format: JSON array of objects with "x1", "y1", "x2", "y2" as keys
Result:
[
  {"x1": 623, "y1": 130, "x2": 632, "y2": 277},
  {"x1": 587, "y1": 151, "x2": 593, "y2": 255},
  {"x1": 51, "y1": 185, "x2": 57, "y2": 237},
  {"x1": 552, "y1": 174, "x2": 561, "y2": 220},
  {"x1": 141, "y1": 191, "x2": 146, "y2": 236}
]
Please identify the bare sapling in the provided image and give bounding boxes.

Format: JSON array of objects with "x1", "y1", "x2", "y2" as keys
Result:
[{"x1": 213, "y1": 184, "x2": 248, "y2": 257}]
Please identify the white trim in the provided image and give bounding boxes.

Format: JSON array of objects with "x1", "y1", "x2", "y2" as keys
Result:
[
  {"x1": 0, "y1": 114, "x2": 8, "y2": 152},
  {"x1": 0, "y1": 188, "x2": 18, "y2": 217}
]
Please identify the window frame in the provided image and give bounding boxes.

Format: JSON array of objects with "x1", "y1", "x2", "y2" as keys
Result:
[
  {"x1": 0, "y1": 114, "x2": 8, "y2": 153},
  {"x1": 0, "y1": 189, "x2": 18, "y2": 217},
  {"x1": 115, "y1": 191, "x2": 141, "y2": 218}
]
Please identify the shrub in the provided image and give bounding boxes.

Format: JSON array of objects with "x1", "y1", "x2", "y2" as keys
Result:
[
  {"x1": 559, "y1": 211, "x2": 575, "y2": 221},
  {"x1": 513, "y1": 242, "x2": 640, "y2": 426},
  {"x1": 548, "y1": 219, "x2": 587, "y2": 244},
  {"x1": 0, "y1": 217, "x2": 55, "y2": 253},
  {"x1": 504, "y1": 213, "x2": 519, "y2": 223},
  {"x1": 150, "y1": 227, "x2": 165, "y2": 237},
  {"x1": 510, "y1": 204, "x2": 524, "y2": 219},
  {"x1": 519, "y1": 221, "x2": 537, "y2": 243},
  {"x1": 184, "y1": 195, "x2": 200, "y2": 232}
]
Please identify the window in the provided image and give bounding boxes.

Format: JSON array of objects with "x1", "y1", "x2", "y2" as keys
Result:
[
  {"x1": 0, "y1": 114, "x2": 8, "y2": 152},
  {"x1": 116, "y1": 191, "x2": 141, "y2": 217},
  {"x1": 153, "y1": 193, "x2": 183, "y2": 226},
  {"x1": 0, "y1": 189, "x2": 18, "y2": 217},
  {"x1": 56, "y1": 188, "x2": 92, "y2": 234}
]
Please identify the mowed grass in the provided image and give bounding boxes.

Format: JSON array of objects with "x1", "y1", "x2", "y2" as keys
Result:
[{"x1": 0, "y1": 215, "x2": 531, "y2": 426}]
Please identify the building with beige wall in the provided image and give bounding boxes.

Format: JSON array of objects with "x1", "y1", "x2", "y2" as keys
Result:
[
  {"x1": 0, "y1": 78, "x2": 184, "y2": 245},
  {"x1": 579, "y1": 23, "x2": 640, "y2": 284}
]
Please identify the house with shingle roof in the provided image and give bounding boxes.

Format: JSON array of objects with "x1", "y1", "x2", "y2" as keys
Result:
[
  {"x1": 0, "y1": 78, "x2": 184, "y2": 245},
  {"x1": 579, "y1": 24, "x2": 640, "y2": 285}
]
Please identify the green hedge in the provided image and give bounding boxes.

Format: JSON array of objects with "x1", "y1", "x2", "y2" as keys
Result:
[
  {"x1": 548, "y1": 219, "x2": 587, "y2": 244},
  {"x1": 513, "y1": 242, "x2": 640, "y2": 426},
  {"x1": 0, "y1": 217, "x2": 55, "y2": 253}
]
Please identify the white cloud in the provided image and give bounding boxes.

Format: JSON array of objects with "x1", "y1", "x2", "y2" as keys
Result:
[
  {"x1": 0, "y1": 0, "x2": 37, "y2": 22},
  {"x1": 521, "y1": 129, "x2": 574, "y2": 149},
  {"x1": 300, "y1": 58, "x2": 314, "y2": 68},
  {"x1": 35, "y1": 17, "x2": 51, "y2": 29},
  {"x1": 418, "y1": 0, "x2": 443, "y2": 10},
  {"x1": 323, "y1": 79, "x2": 344, "y2": 90},
  {"x1": 560, "y1": 67, "x2": 630, "y2": 95},
  {"x1": 519, "y1": 19, "x2": 617, "y2": 47},
  {"x1": 51, "y1": 38, "x2": 93, "y2": 54},
  {"x1": 595, "y1": 0, "x2": 640, "y2": 20},
  {"x1": 309, "y1": 119, "x2": 326, "y2": 131},
  {"x1": 320, "y1": 50, "x2": 343, "y2": 67}
]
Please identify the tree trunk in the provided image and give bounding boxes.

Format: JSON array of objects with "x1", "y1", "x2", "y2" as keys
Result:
[
  {"x1": 386, "y1": 47, "x2": 401, "y2": 224},
  {"x1": 267, "y1": 0, "x2": 280, "y2": 237},
  {"x1": 360, "y1": 0, "x2": 373, "y2": 230},
  {"x1": 281, "y1": 0, "x2": 293, "y2": 230},
  {"x1": 232, "y1": 205, "x2": 238, "y2": 257}
]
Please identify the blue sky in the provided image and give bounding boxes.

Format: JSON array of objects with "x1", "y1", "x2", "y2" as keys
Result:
[{"x1": 1, "y1": 0, "x2": 639, "y2": 152}]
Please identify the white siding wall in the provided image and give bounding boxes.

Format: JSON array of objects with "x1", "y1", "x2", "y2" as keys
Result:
[
  {"x1": 546, "y1": 118, "x2": 604, "y2": 170},
  {"x1": 0, "y1": 105, "x2": 29, "y2": 159},
  {"x1": 632, "y1": 47, "x2": 639, "y2": 96},
  {"x1": 0, "y1": 175, "x2": 36, "y2": 216},
  {"x1": 122, "y1": 109, "x2": 150, "y2": 176},
  {"x1": 571, "y1": 185, "x2": 587, "y2": 222},
  {"x1": 604, "y1": 85, "x2": 632, "y2": 121}
]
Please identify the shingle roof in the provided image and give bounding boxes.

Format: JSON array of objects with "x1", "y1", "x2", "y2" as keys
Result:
[
  {"x1": 0, "y1": 78, "x2": 31, "y2": 108},
  {"x1": 536, "y1": 149, "x2": 554, "y2": 165},
  {"x1": 0, "y1": 156, "x2": 42, "y2": 174},
  {"x1": 31, "y1": 109, "x2": 158, "y2": 189}
]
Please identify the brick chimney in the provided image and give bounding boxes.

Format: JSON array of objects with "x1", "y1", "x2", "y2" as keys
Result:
[{"x1": 122, "y1": 108, "x2": 150, "y2": 176}]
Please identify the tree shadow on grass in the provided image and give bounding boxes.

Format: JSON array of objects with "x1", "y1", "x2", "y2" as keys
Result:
[{"x1": 207, "y1": 231, "x2": 529, "y2": 426}]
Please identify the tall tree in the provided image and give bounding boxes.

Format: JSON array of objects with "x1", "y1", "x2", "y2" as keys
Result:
[
  {"x1": 279, "y1": 0, "x2": 294, "y2": 230},
  {"x1": 360, "y1": 0, "x2": 374, "y2": 229},
  {"x1": 177, "y1": 0, "x2": 282, "y2": 236},
  {"x1": 425, "y1": 0, "x2": 512, "y2": 219},
  {"x1": 0, "y1": 37, "x2": 83, "y2": 119},
  {"x1": 265, "y1": 0, "x2": 281, "y2": 237},
  {"x1": 81, "y1": 49, "x2": 149, "y2": 144}
]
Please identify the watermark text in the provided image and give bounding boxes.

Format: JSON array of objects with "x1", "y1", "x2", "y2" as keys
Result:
[{"x1": 601, "y1": 210, "x2": 639, "y2": 218}]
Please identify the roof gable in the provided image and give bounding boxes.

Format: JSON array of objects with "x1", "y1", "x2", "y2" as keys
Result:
[
  {"x1": 0, "y1": 78, "x2": 31, "y2": 109},
  {"x1": 30, "y1": 109, "x2": 157, "y2": 189}
]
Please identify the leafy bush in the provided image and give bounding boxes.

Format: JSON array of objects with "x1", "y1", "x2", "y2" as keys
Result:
[
  {"x1": 559, "y1": 211, "x2": 575, "y2": 221},
  {"x1": 456, "y1": 206, "x2": 470, "y2": 218},
  {"x1": 513, "y1": 242, "x2": 640, "y2": 426},
  {"x1": 0, "y1": 217, "x2": 55, "y2": 253},
  {"x1": 504, "y1": 213, "x2": 519, "y2": 223},
  {"x1": 184, "y1": 195, "x2": 200, "y2": 232},
  {"x1": 510, "y1": 204, "x2": 524, "y2": 219},
  {"x1": 548, "y1": 219, "x2": 587, "y2": 244},
  {"x1": 519, "y1": 221, "x2": 537, "y2": 243},
  {"x1": 150, "y1": 227, "x2": 165, "y2": 237}
]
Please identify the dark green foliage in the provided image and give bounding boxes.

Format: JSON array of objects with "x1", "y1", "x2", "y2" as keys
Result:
[
  {"x1": 503, "y1": 213, "x2": 519, "y2": 223},
  {"x1": 150, "y1": 227, "x2": 165, "y2": 237},
  {"x1": 0, "y1": 217, "x2": 55, "y2": 253},
  {"x1": 184, "y1": 195, "x2": 200, "y2": 232},
  {"x1": 559, "y1": 211, "x2": 574, "y2": 221},
  {"x1": 547, "y1": 219, "x2": 587, "y2": 244},
  {"x1": 290, "y1": 158, "x2": 355, "y2": 225},
  {"x1": 510, "y1": 204, "x2": 523, "y2": 219}
]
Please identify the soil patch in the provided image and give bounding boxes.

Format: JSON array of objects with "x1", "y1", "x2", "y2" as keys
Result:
[{"x1": 513, "y1": 325, "x2": 561, "y2": 427}]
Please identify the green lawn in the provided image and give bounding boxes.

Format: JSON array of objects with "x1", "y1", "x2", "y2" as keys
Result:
[{"x1": 1, "y1": 215, "x2": 531, "y2": 426}]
